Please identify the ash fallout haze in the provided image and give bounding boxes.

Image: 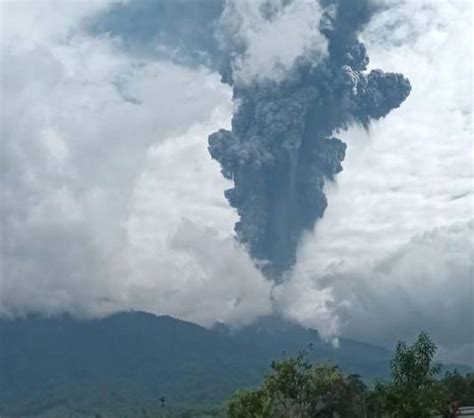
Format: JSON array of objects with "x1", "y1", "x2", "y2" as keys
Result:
[{"x1": 0, "y1": 0, "x2": 473, "y2": 368}]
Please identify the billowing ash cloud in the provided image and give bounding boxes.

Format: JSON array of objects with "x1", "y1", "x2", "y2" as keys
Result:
[{"x1": 208, "y1": 0, "x2": 411, "y2": 278}]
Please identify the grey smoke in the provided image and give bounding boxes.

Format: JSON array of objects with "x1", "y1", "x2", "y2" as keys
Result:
[{"x1": 208, "y1": 0, "x2": 411, "y2": 278}]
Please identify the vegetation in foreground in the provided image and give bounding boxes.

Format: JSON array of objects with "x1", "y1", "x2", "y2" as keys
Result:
[{"x1": 227, "y1": 332, "x2": 474, "y2": 418}]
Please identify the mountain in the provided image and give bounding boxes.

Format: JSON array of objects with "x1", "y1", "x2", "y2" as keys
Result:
[{"x1": 0, "y1": 311, "x2": 467, "y2": 417}]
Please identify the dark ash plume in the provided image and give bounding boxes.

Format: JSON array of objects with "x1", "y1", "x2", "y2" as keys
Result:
[{"x1": 209, "y1": 0, "x2": 411, "y2": 279}]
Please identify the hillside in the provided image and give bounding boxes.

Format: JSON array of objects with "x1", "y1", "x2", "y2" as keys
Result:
[{"x1": 0, "y1": 311, "x2": 467, "y2": 417}]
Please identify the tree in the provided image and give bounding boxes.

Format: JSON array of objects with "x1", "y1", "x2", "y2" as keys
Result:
[
  {"x1": 227, "y1": 388, "x2": 271, "y2": 418},
  {"x1": 375, "y1": 332, "x2": 442, "y2": 418},
  {"x1": 227, "y1": 349, "x2": 368, "y2": 418},
  {"x1": 441, "y1": 371, "x2": 474, "y2": 413},
  {"x1": 226, "y1": 332, "x2": 472, "y2": 418}
]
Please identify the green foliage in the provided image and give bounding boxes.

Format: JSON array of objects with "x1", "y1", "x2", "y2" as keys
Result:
[
  {"x1": 227, "y1": 332, "x2": 473, "y2": 418},
  {"x1": 227, "y1": 389, "x2": 270, "y2": 418},
  {"x1": 391, "y1": 332, "x2": 441, "y2": 386},
  {"x1": 370, "y1": 332, "x2": 443, "y2": 418},
  {"x1": 227, "y1": 349, "x2": 368, "y2": 418},
  {"x1": 440, "y1": 370, "x2": 474, "y2": 408}
]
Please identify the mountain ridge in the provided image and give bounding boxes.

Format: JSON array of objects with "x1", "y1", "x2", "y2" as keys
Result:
[{"x1": 0, "y1": 311, "x2": 470, "y2": 417}]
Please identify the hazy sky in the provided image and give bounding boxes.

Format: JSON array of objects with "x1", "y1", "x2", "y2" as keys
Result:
[{"x1": 0, "y1": 0, "x2": 472, "y2": 365}]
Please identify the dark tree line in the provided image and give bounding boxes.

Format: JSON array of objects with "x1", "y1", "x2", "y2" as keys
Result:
[{"x1": 227, "y1": 332, "x2": 474, "y2": 418}]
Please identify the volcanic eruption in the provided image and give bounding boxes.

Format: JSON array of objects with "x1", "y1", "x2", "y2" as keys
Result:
[{"x1": 208, "y1": 0, "x2": 411, "y2": 279}]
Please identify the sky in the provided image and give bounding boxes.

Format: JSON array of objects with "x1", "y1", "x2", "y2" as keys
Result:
[{"x1": 0, "y1": 0, "x2": 472, "y2": 365}]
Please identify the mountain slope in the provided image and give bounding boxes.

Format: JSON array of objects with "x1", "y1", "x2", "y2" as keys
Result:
[{"x1": 0, "y1": 311, "x2": 459, "y2": 416}]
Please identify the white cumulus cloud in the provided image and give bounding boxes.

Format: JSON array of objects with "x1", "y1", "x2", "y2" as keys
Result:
[
  {"x1": 218, "y1": 0, "x2": 328, "y2": 83},
  {"x1": 0, "y1": 0, "x2": 273, "y2": 326}
]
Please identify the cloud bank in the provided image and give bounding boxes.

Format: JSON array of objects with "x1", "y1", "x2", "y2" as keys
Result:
[{"x1": 0, "y1": 1, "x2": 271, "y2": 326}]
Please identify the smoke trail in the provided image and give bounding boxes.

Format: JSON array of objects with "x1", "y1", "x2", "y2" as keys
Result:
[{"x1": 208, "y1": 0, "x2": 411, "y2": 279}]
